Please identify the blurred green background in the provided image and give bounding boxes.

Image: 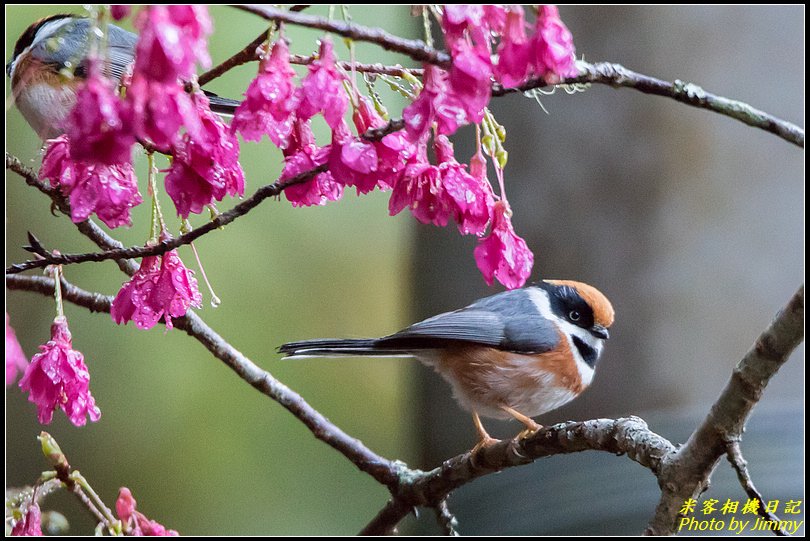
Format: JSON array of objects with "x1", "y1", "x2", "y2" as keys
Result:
[{"x1": 6, "y1": 5, "x2": 804, "y2": 536}]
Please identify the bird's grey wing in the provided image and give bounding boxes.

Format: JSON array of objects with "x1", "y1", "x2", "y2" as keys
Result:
[
  {"x1": 104, "y1": 24, "x2": 138, "y2": 81},
  {"x1": 28, "y1": 19, "x2": 137, "y2": 82},
  {"x1": 379, "y1": 290, "x2": 559, "y2": 354}
]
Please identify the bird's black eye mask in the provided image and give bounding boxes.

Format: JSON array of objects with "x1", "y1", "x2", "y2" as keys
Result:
[{"x1": 543, "y1": 284, "x2": 595, "y2": 330}]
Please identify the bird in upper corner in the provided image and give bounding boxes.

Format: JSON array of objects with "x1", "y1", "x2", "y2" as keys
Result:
[
  {"x1": 6, "y1": 13, "x2": 239, "y2": 140},
  {"x1": 279, "y1": 280, "x2": 614, "y2": 449}
]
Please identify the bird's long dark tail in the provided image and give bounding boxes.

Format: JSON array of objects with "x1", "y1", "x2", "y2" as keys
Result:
[
  {"x1": 205, "y1": 92, "x2": 240, "y2": 116},
  {"x1": 278, "y1": 338, "x2": 415, "y2": 358}
]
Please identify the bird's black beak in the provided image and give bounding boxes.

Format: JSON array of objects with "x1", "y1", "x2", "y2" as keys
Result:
[{"x1": 590, "y1": 325, "x2": 609, "y2": 340}]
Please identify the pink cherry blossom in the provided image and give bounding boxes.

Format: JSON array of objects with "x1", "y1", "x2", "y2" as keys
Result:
[
  {"x1": 10, "y1": 502, "x2": 42, "y2": 536},
  {"x1": 297, "y1": 38, "x2": 348, "y2": 129},
  {"x1": 389, "y1": 140, "x2": 451, "y2": 227},
  {"x1": 328, "y1": 120, "x2": 380, "y2": 195},
  {"x1": 6, "y1": 313, "x2": 28, "y2": 386},
  {"x1": 111, "y1": 5, "x2": 131, "y2": 20},
  {"x1": 403, "y1": 65, "x2": 467, "y2": 141},
  {"x1": 533, "y1": 5, "x2": 578, "y2": 81},
  {"x1": 232, "y1": 40, "x2": 299, "y2": 148},
  {"x1": 128, "y1": 78, "x2": 200, "y2": 151},
  {"x1": 165, "y1": 95, "x2": 245, "y2": 218},
  {"x1": 352, "y1": 97, "x2": 414, "y2": 189},
  {"x1": 441, "y1": 5, "x2": 486, "y2": 49},
  {"x1": 447, "y1": 39, "x2": 492, "y2": 124},
  {"x1": 482, "y1": 5, "x2": 508, "y2": 35},
  {"x1": 434, "y1": 136, "x2": 494, "y2": 235},
  {"x1": 474, "y1": 201, "x2": 534, "y2": 289},
  {"x1": 494, "y1": 7, "x2": 532, "y2": 88},
  {"x1": 282, "y1": 119, "x2": 343, "y2": 207},
  {"x1": 40, "y1": 136, "x2": 143, "y2": 229},
  {"x1": 111, "y1": 236, "x2": 202, "y2": 330},
  {"x1": 133, "y1": 5, "x2": 211, "y2": 84},
  {"x1": 116, "y1": 488, "x2": 179, "y2": 536},
  {"x1": 66, "y1": 64, "x2": 134, "y2": 165},
  {"x1": 18, "y1": 316, "x2": 101, "y2": 427}
]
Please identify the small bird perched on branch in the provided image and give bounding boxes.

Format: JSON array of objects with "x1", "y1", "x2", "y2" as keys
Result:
[
  {"x1": 280, "y1": 280, "x2": 614, "y2": 448},
  {"x1": 7, "y1": 14, "x2": 239, "y2": 140}
]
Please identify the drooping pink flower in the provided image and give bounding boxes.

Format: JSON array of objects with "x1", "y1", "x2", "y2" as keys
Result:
[
  {"x1": 441, "y1": 5, "x2": 487, "y2": 49},
  {"x1": 111, "y1": 5, "x2": 131, "y2": 20},
  {"x1": 482, "y1": 5, "x2": 508, "y2": 35},
  {"x1": 494, "y1": 7, "x2": 532, "y2": 88},
  {"x1": 116, "y1": 488, "x2": 179, "y2": 536},
  {"x1": 128, "y1": 77, "x2": 200, "y2": 151},
  {"x1": 434, "y1": 136, "x2": 494, "y2": 235},
  {"x1": 474, "y1": 201, "x2": 534, "y2": 289},
  {"x1": 18, "y1": 316, "x2": 101, "y2": 427},
  {"x1": 328, "y1": 120, "x2": 380, "y2": 195},
  {"x1": 111, "y1": 236, "x2": 202, "y2": 330},
  {"x1": 447, "y1": 39, "x2": 493, "y2": 124},
  {"x1": 282, "y1": 119, "x2": 343, "y2": 207},
  {"x1": 40, "y1": 136, "x2": 143, "y2": 229},
  {"x1": 297, "y1": 38, "x2": 348, "y2": 129},
  {"x1": 403, "y1": 65, "x2": 467, "y2": 141},
  {"x1": 6, "y1": 313, "x2": 28, "y2": 386},
  {"x1": 133, "y1": 5, "x2": 212, "y2": 84},
  {"x1": 532, "y1": 5, "x2": 578, "y2": 81},
  {"x1": 389, "y1": 139, "x2": 451, "y2": 226},
  {"x1": 10, "y1": 502, "x2": 42, "y2": 536},
  {"x1": 352, "y1": 97, "x2": 414, "y2": 189},
  {"x1": 165, "y1": 95, "x2": 245, "y2": 218},
  {"x1": 232, "y1": 40, "x2": 299, "y2": 148},
  {"x1": 66, "y1": 63, "x2": 134, "y2": 165}
]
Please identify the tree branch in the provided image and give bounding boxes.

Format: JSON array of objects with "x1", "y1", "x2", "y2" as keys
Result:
[
  {"x1": 565, "y1": 62, "x2": 804, "y2": 148},
  {"x1": 5, "y1": 272, "x2": 403, "y2": 489},
  {"x1": 645, "y1": 285, "x2": 804, "y2": 535},
  {"x1": 725, "y1": 441, "x2": 787, "y2": 536},
  {"x1": 225, "y1": 8, "x2": 804, "y2": 148},
  {"x1": 496, "y1": 62, "x2": 804, "y2": 148},
  {"x1": 359, "y1": 498, "x2": 412, "y2": 536}
]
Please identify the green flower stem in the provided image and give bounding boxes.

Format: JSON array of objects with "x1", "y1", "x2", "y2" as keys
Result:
[
  {"x1": 147, "y1": 153, "x2": 167, "y2": 240},
  {"x1": 52, "y1": 265, "x2": 64, "y2": 319},
  {"x1": 69, "y1": 471, "x2": 120, "y2": 532}
]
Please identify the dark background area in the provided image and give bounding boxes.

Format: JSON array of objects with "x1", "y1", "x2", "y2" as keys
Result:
[{"x1": 6, "y1": 5, "x2": 803, "y2": 535}]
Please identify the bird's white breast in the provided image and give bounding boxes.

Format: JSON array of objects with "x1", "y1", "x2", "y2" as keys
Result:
[{"x1": 13, "y1": 82, "x2": 76, "y2": 140}]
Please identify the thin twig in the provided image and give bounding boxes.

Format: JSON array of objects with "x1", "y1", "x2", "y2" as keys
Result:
[
  {"x1": 234, "y1": 5, "x2": 451, "y2": 66},
  {"x1": 725, "y1": 441, "x2": 788, "y2": 536},
  {"x1": 359, "y1": 498, "x2": 412, "y2": 536},
  {"x1": 434, "y1": 499, "x2": 459, "y2": 536},
  {"x1": 198, "y1": 4, "x2": 311, "y2": 86},
  {"x1": 291, "y1": 55, "x2": 422, "y2": 77}
]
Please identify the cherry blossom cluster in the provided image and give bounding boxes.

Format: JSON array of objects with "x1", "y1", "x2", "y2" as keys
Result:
[
  {"x1": 39, "y1": 5, "x2": 244, "y2": 227},
  {"x1": 230, "y1": 5, "x2": 576, "y2": 288},
  {"x1": 116, "y1": 487, "x2": 179, "y2": 536}
]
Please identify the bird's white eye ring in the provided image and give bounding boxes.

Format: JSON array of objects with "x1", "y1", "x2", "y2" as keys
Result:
[{"x1": 569, "y1": 310, "x2": 581, "y2": 321}]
